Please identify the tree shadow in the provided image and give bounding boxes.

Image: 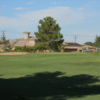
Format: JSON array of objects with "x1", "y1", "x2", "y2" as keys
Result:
[{"x1": 0, "y1": 71, "x2": 100, "y2": 100}]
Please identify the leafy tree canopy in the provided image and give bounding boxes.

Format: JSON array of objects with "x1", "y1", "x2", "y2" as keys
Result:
[
  {"x1": 84, "y1": 35, "x2": 100, "y2": 47},
  {"x1": 0, "y1": 33, "x2": 10, "y2": 51},
  {"x1": 34, "y1": 16, "x2": 64, "y2": 51},
  {"x1": 84, "y1": 42, "x2": 94, "y2": 46},
  {"x1": 94, "y1": 35, "x2": 100, "y2": 47},
  {"x1": 0, "y1": 33, "x2": 9, "y2": 45},
  {"x1": 95, "y1": 35, "x2": 100, "y2": 42}
]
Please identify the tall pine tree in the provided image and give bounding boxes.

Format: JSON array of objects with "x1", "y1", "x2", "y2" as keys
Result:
[
  {"x1": 0, "y1": 33, "x2": 10, "y2": 51},
  {"x1": 94, "y1": 35, "x2": 100, "y2": 47},
  {"x1": 34, "y1": 16, "x2": 64, "y2": 51}
]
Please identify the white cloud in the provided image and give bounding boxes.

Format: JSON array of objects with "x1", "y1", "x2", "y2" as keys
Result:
[
  {"x1": 0, "y1": 7, "x2": 86, "y2": 30},
  {"x1": 19, "y1": 7, "x2": 85, "y2": 25},
  {"x1": 14, "y1": 7, "x2": 27, "y2": 10}
]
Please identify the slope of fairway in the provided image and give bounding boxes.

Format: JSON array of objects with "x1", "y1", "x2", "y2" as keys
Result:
[{"x1": 0, "y1": 53, "x2": 100, "y2": 100}]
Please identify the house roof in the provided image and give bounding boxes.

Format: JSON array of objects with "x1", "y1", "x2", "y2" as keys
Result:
[
  {"x1": 82, "y1": 45, "x2": 96, "y2": 49},
  {"x1": 63, "y1": 41, "x2": 82, "y2": 46}
]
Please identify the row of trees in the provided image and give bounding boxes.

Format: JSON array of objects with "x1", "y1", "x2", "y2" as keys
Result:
[
  {"x1": 1, "y1": 16, "x2": 99, "y2": 52},
  {"x1": 84, "y1": 35, "x2": 100, "y2": 47}
]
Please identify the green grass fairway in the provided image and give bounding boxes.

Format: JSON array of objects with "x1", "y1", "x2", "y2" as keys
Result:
[{"x1": 0, "y1": 53, "x2": 100, "y2": 100}]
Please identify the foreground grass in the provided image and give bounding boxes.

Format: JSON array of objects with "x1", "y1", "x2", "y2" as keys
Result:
[
  {"x1": 0, "y1": 52, "x2": 100, "y2": 78},
  {"x1": 0, "y1": 52, "x2": 100, "y2": 100}
]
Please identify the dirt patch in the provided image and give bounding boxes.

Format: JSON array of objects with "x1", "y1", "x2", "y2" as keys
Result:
[{"x1": 0, "y1": 52, "x2": 28, "y2": 55}]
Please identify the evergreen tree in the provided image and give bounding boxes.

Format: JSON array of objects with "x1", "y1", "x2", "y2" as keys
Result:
[
  {"x1": 0, "y1": 33, "x2": 10, "y2": 51},
  {"x1": 84, "y1": 35, "x2": 100, "y2": 47},
  {"x1": 34, "y1": 16, "x2": 64, "y2": 51},
  {"x1": 84, "y1": 42, "x2": 94, "y2": 46},
  {"x1": 94, "y1": 35, "x2": 100, "y2": 47}
]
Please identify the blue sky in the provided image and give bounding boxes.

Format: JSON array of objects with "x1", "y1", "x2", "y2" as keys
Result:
[{"x1": 0, "y1": 0, "x2": 100, "y2": 43}]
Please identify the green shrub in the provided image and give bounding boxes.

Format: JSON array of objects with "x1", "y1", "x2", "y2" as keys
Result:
[
  {"x1": 14, "y1": 46, "x2": 34, "y2": 52},
  {"x1": 14, "y1": 46, "x2": 23, "y2": 52}
]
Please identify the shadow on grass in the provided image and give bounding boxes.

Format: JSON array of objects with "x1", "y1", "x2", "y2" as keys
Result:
[{"x1": 0, "y1": 71, "x2": 100, "y2": 100}]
